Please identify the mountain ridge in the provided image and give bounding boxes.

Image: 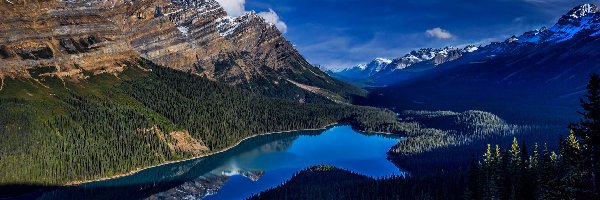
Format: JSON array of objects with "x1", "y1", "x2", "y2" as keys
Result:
[
  {"x1": 0, "y1": 0, "x2": 364, "y2": 102},
  {"x1": 360, "y1": 3, "x2": 600, "y2": 123},
  {"x1": 327, "y1": 45, "x2": 478, "y2": 85},
  {"x1": 325, "y1": 3, "x2": 600, "y2": 88}
]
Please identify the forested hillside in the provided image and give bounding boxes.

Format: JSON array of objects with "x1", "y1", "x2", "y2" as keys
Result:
[
  {"x1": 0, "y1": 59, "x2": 402, "y2": 186},
  {"x1": 249, "y1": 165, "x2": 464, "y2": 200},
  {"x1": 251, "y1": 74, "x2": 600, "y2": 200},
  {"x1": 388, "y1": 110, "x2": 524, "y2": 156},
  {"x1": 465, "y1": 74, "x2": 600, "y2": 200}
]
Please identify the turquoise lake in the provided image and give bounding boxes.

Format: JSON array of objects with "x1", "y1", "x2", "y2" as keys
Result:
[{"x1": 36, "y1": 125, "x2": 404, "y2": 200}]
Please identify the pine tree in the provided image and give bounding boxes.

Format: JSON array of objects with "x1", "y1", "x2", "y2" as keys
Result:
[
  {"x1": 484, "y1": 144, "x2": 493, "y2": 164},
  {"x1": 570, "y1": 73, "x2": 600, "y2": 193},
  {"x1": 531, "y1": 143, "x2": 539, "y2": 170},
  {"x1": 537, "y1": 143, "x2": 553, "y2": 199},
  {"x1": 465, "y1": 157, "x2": 481, "y2": 200},
  {"x1": 509, "y1": 137, "x2": 521, "y2": 165}
]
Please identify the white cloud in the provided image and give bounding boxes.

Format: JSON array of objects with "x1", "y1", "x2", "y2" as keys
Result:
[
  {"x1": 258, "y1": 9, "x2": 288, "y2": 33},
  {"x1": 425, "y1": 27, "x2": 454, "y2": 39},
  {"x1": 215, "y1": 0, "x2": 288, "y2": 33},
  {"x1": 215, "y1": 0, "x2": 246, "y2": 17}
]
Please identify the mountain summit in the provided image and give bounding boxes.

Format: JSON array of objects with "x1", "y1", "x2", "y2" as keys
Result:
[
  {"x1": 332, "y1": 58, "x2": 392, "y2": 82},
  {"x1": 329, "y1": 3, "x2": 600, "y2": 87},
  {"x1": 364, "y1": 3, "x2": 600, "y2": 121},
  {"x1": 330, "y1": 45, "x2": 477, "y2": 85},
  {"x1": 564, "y1": 4, "x2": 598, "y2": 20},
  {"x1": 0, "y1": 0, "x2": 362, "y2": 102}
]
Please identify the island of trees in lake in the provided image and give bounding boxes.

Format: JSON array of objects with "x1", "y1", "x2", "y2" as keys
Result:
[{"x1": 250, "y1": 74, "x2": 600, "y2": 200}]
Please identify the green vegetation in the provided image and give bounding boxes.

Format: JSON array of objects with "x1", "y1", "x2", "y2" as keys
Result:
[
  {"x1": 250, "y1": 74, "x2": 600, "y2": 200},
  {"x1": 0, "y1": 59, "x2": 402, "y2": 185},
  {"x1": 205, "y1": 52, "x2": 365, "y2": 104},
  {"x1": 465, "y1": 134, "x2": 599, "y2": 200},
  {"x1": 249, "y1": 165, "x2": 465, "y2": 200},
  {"x1": 389, "y1": 110, "x2": 523, "y2": 155},
  {"x1": 465, "y1": 73, "x2": 600, "y2": 200},
  {"x1": 26, "y1": 66, "x2": 57, "y2": 79}
]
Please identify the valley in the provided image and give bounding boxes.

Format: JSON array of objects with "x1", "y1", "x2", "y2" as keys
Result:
[
  {"x1": 1, "y1": 1, "x2": 600, "y2": 200},
  {"x1": 31, "y1": 126, "x2": 403, "y2": 200},
  {"x1": 0, "y1": 59, "x2": 403, "y2": 187}
]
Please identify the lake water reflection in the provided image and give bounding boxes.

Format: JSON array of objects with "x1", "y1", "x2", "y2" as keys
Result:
[{"x1": 38, "y1": 125, "x2": 404, "y2": 200}]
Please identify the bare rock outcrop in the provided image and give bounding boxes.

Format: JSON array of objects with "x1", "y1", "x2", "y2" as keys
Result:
[{"x1": 0, "y1": 0, "x2": 359, "y2": 101}]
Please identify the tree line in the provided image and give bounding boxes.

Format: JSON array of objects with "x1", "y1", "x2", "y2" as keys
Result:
[
  {"x1": 250, "y1": 73, "x2": 600, "y2": 200},
  {"x1": 0, "y1": 59, "x2": 404, "y2": 186},
  {"x1": 466, "y1": 73, "x2": 600, "y2": 200}
]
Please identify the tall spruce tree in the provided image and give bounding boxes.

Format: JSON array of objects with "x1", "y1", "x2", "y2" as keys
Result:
[{"x1": 570, "y1": 73, "x2": 600, "y2": 193}]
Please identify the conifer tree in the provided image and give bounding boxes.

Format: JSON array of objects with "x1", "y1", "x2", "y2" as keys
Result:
[
  {"x1": 509, "y1": 137, "x2": 521, "y2": 165},
  {"x1": 570, "y1": 73, "x2": 600, "y2": 192}
]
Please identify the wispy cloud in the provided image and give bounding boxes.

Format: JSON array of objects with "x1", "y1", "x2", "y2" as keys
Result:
[
  {"x1": 425, "y1": 28, "x2": 454, "y2": 39},
  {"x1": 245, "y1": 0, "x2": 595, "y2": 70},
  {"x1": 216, "y1": 0, "x2": 288, "y2": 33},
  {"x1": 258, "y1": 9, "x2": 288, "y2": 33},
  {"x1": 215, "y1": 0, "x2": 246, "y2": 16}
]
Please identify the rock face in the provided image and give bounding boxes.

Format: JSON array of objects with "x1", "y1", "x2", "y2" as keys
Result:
[
  {"x1": 0, "y1": 0, "x2": 139, "y2": 76},
  {"x1": 0, "y1": 0, "x2": 361, "y2": 102}
]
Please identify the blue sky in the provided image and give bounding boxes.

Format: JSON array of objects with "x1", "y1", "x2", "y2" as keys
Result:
[{"x1": 218, "y1": 0, "x2": 597, "y2": 70}]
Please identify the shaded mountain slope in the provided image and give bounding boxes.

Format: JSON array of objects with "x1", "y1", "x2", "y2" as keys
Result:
[{"x1": 362, "y1": 4, "x2": 600, "y2": 123}]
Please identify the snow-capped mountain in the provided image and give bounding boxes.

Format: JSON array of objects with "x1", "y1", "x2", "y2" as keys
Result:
[
  {"x1": 334, "y1": 58, "x2": 392, "y2": 80},
  {"x1": 364, "y1": 3, "x2": 600, "y2": 122},
  {"x1": 381, "y1": 45, "x2": 476, "y2": 72},
  {"x1": 524, "y1": 4, "x2": 599, "y2": 43},
  {"x1": 327, "y1": 45, "x2": 478, "y2": 85},
  {"x1": 478, "y1": 4, "x2": 600, "y2": 53},
  {"x1": 366, "y1": 45, "x2": 478, "y2": 84},
  {"x1": 330, "y1": 4, "x2": 600, "y2": 87}
]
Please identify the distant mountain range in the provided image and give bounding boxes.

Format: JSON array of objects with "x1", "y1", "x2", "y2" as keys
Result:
[
  {"x1": 324, "y1": 58, "x2": 391, "y2": 83},
  {"x1": 356, "y1": 3, "x2": 600, "y2": 122},
  {"x1": 327, "y1": 45, "x2": 479, "y2": 86},
  {"x1": 326, "y1": 4, "x2": 600, "y2": 88}
]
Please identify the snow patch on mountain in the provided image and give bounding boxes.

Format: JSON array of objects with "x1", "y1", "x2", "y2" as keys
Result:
[
  {"x1": 513, "y1": 4, "x2": 600, "y2": 44},
  {"x1": 177, "y1": 26, "x2": 189, "y2": 35},
  {"x1": 566, "y1": 4, "x2": 598, "y2": 19},
  {"x1": 464, "y1": 45, "x2": 479, "y2": 53}
]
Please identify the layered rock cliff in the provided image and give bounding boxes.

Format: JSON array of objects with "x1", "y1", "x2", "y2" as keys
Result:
[{"x1": 0, "y1": 0, "x2": 363, "y2": 102}]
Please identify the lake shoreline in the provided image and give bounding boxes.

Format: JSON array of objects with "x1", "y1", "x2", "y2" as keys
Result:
[{"x1": 63, "y1": 123, "x2": 340, "y2": 186}]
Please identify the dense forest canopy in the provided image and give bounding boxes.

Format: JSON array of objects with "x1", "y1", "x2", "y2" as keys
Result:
[
  {"x1": 250, "y1": 74, "x2": 600, "y2": 200},
  {"x1": 0, "y1": 59, "x2": 403, "y2": 186}
]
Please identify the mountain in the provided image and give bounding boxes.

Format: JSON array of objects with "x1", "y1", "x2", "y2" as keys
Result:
[
  {"x1": 338, "y1": 58, "x2": 392, "y2": 78},
  {"x1": 329, "y1": 58, "x2": 392, "y2": 84},
  {"x1": 361, "y1": 4, "x2": 600, "y2": 123},
  {"x1": 0, "y1": 0, "x2": 363, "y2": 103},
  {"x1": 369, "y1": 46, "x2": 477, "y2": 84},
  {"x1": 327, "y1": 46, "x2": 478, "y2": 86},
  {"x1": 0, "y1": 0, "x2": 405, "y2": 188}
]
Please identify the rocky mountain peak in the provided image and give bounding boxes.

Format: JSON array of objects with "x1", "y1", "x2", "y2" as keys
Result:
[
  {"x1": 556, "y1": 4, "x2": 599, "y2": 26},
  {"x1": 565, "y1": 4, "x2": 598, "y2": 19},
  {"x1": 373, "y1": 57, "x2": 392, "y2": 64},
  {"x1": 505, "y1": 35, "x2": 519, "y2": 43},
  {"x1": 480, "y1": 4, "x2": 600, "y2": 47},
  {"x1": 0, "y1": 0, "x2": 357, "y2": 102},
  {"x1": 463, "y1": 45, "x2": 479, "y2": 53}
]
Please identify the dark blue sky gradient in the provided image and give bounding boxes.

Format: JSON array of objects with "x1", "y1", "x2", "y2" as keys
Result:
[{"x1": 246, "y1": 0, "x2": 596, "y2": 69}]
